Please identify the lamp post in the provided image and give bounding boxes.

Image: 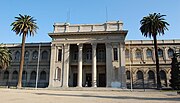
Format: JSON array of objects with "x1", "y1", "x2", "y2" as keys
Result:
[
  {"x1": 35, "y1": 44, "x2": 41, "y2": 89},
  {"x1": 128, "y1": 44, "x2": 133, "y2": 91},
  {"x1": 24, "y1": 52, "x2": 29, "y2": 87}
]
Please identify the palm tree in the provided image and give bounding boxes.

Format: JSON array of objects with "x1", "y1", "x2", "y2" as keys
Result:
[
  {"x1": 0, "y1": 46, "x2": 12, "y2": 69},
  {"x1": 140, "y1": 13, "x2": 169, "y2": 89},
  {"x1": 11, "y1": 14, "x2": 38, "y2": 88}
]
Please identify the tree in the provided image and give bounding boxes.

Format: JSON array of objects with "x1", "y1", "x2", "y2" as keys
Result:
[
  {"x1": 169, "y1": 53, "x2": 180, "y2": 90},
  {"x1": 0, "y1": 46, "x2": 12, "y2": 69},
  {"x1": 140, "y1": 13, "x2": 169, "y2": 89},
  {"x1": 11, "y1": 14, "x2": 38, "y2": 88}
]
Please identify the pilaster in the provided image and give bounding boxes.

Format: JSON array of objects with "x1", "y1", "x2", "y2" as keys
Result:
[
  {"x1": 48, "y1": 44, "x2": 56, "y2": 88},
  {"x1": 142, "y1": 48, "x2": 147, "y2": 61},
  {"x1": 164, "y1": 47, "x2": 169, "y2": 61},
  {"x1": 119, "y1": 42, "x2": 126, "y2": 88}
]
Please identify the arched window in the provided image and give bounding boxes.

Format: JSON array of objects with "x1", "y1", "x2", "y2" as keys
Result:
[
  {"x1": 30, "y1": 71, "x2": 36, "y2": 80},
  {"x1": 32, "y1": 51, "x2": 38, "y2": 60},
  {"x1": 146, "y1": 49, "x2": 152, "y2": 58},
  {"x1": 15, "y1": 51, "x2": 20, "y2": 60},
  {"x1": 160, "y1": 70, "x2": 166, "y2": 80},
  {"x1": 42, "y1": 51, "x2": 48, "y2": 60},
  {"x1": 126, "y1": 71, "x2": 130, "y2": 80},
  {"x1": 86, "y1": 49, "x2": 92, "y2": 60},
  {"x1": 137, "y1": 71, "x2": 143, "y2": 79},
  {"x1": 168, "y1": 49, "x2": 174, "y2": 58},
  {"x1": 97, "y1": 49, "x2": 105, "y2": 62},
  {"x1": 3, "y1": 71, "x2": 9, "y2": 80},
  {"x1": 148, "y1": 70, "x2": 155, "y2": 80},
  {"x1": 40, "y1": 71, "x2": 46, "y2": 80},
  {"x1": 24, "y1": 51, "x2": 29, "y2": 61},
  {"x1": 12, "y1": 71, "x2": 18, "y2": 80},
  {"x1": 22, "y1": 71, "x2": 27, "y2": 80},
  {"x1": 158, "y1": 49, "x2": 163, "y2": 57},
  {"x1": 135, "y1": 49, "x2": 142, "y2": 58}
]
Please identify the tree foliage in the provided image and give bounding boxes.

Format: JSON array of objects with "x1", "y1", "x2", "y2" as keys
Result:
[
  {"x1": 140, "y1": 13, "x2": 169, "y2": 38},
  {"x1": 170, "y1": 53, "x2": 180, "y2": 90},
  {"x1": 11, "y1": 14, "x2": 38, "y2": 36},
  {"x1": 140, "y1": 13, "x2": 169, "y2": 89},
  {"x1": 0, "y1": 45, "x2": 12, "y2": 69},
  {"x1": 11, "y1": 14, "x2": 38, "y2": 88}
]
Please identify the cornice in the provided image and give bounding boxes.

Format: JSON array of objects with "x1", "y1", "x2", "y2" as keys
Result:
[{"x1": 48, "y1": 30, "x2": 128, "y2": 38}]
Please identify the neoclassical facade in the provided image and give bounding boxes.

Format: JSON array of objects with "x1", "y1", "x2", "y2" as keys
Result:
[
  {"x1": 0, "y1": 21, "x2": 179, "y2": 89},
  {"x1": 48, "y1": 21, "x2": 128, "y2": 88}
]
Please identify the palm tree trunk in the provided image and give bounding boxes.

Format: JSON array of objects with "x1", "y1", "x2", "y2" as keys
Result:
[
  {"x1": 17, "y1": 33, "x2": 26, "y2": 88},
  {"x1": 153, "y1": 35, "x2": 162, "y2": 89}
]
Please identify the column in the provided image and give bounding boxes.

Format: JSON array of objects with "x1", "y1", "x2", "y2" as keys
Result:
[
  {"x1": 77, "y1": 43, "x2": 83, "y2": 87},
  {"x1": 106, "y1": 43, "x2": 113, "y2": 87},
  {"x1": 92, "y1": 43, "x2": 97, "y2": 87},
  {"x1": 62, "y1": 44, "x2": 70, "y2": 87}
]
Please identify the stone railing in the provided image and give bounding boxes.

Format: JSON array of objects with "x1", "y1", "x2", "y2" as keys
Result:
[{"x1": 53, "y1": 21, "x2": 123, "y2": 33}]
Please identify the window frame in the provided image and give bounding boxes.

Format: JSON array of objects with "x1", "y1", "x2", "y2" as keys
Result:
[
  {"x1": 158, "y1": 49, "x2": 163, "y2": 57},
  {"x1": 146, "y1": 49, "x2": 152, "y2": 58},
  {"x1": 135, "y1": 49, "x2": 142, "y2": 59},
  {"x1": 113, "y1": 48, "x2": 118, "y2": 61}
]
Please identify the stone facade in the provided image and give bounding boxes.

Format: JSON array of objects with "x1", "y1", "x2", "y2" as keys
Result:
[
  {"x1": 125, "y1": 40, "x2": 180, "y2": 88},
  {"x1": 0, "y1": 21, "x2": 179, "y2": 89},
  {"x1": 0, "y1": 43, "x2": 51, "y2": 87},
  {"x1": 48, "y1": 21, "x2": 128, "y2": 88}
]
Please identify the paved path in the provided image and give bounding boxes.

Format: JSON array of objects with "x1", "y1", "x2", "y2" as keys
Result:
[{"x1": 0, "y1": 88, "x2": 179, "y2": 103}]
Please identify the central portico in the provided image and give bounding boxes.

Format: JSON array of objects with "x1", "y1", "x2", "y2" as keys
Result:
[{"x1": 48, "y1": 21, "x2": 128, "y2": 88}]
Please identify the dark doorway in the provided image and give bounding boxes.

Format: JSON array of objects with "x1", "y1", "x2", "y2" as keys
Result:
[
  {"x1": 73, "y1": 73, "x2": 77, "y2": 87},
  {"x1": 85, "y1": 73, "x2": 92, "y2": 87},
  {"x1": 99, "y1": 73, "x2": 106, "y2": 87}
]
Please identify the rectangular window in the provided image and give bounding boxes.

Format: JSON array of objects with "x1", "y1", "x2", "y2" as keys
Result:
[
  {"x1": 58, "y1": 49, "x2": 62, "y2": 61},
  {"x1": 113, "y1": 48, "x2": 118, "y2": 61}
]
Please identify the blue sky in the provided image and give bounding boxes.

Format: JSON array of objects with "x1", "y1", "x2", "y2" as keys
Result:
[{"x1": 0, "y1": 0, "x2": 180, "y2": 43}]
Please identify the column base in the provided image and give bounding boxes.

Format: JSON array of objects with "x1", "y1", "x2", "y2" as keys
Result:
[
  {"x1": 76, "y1": 85, "x2": 82, "y2": 88},
  {"x1": 92, "y1": 85, "x2": 97, "y2": 88}
]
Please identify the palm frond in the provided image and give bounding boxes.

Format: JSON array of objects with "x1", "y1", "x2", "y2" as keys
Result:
[
  {"x1": 140, "y1": 13, "x2": 169, "y2": 38},
  {"x1": 0, "y1": 46, "x2": 12, "y2": 70},
  {"x1": 11, "y1": 14, "x2": 39, "y2": 36}
]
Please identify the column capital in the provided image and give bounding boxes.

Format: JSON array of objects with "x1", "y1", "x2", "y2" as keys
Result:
[
  {"x1": 77, "y1": 43, "x2": 83, "y2": 49},
  {"x1": 91, "y1": 43, "x2": 97, "y2": 48},
  {"x1": 51, "y1": 44, "x2": 56, "y2": 49},
  {"x1": 63, "y1": 43, "x2": 70, "y2": 49},
  {"x1": 105, "y1": 42, "x2": 112, "y2": 48}
]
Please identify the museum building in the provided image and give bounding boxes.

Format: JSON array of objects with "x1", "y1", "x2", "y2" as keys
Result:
[{"x1": 0, "y1": 21, "x2": 179, "y2": 88}]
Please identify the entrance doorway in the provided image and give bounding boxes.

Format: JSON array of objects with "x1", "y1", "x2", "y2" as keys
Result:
[
  {"x1": 85, "y1": 73, "x2": 92, "y2": 87},
  {"x1": 73, "y1": 73, "x2": 77, "y2": 87},
  {"x1": 99, "y1": 73, "x2": 106, "y2": 87}
]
